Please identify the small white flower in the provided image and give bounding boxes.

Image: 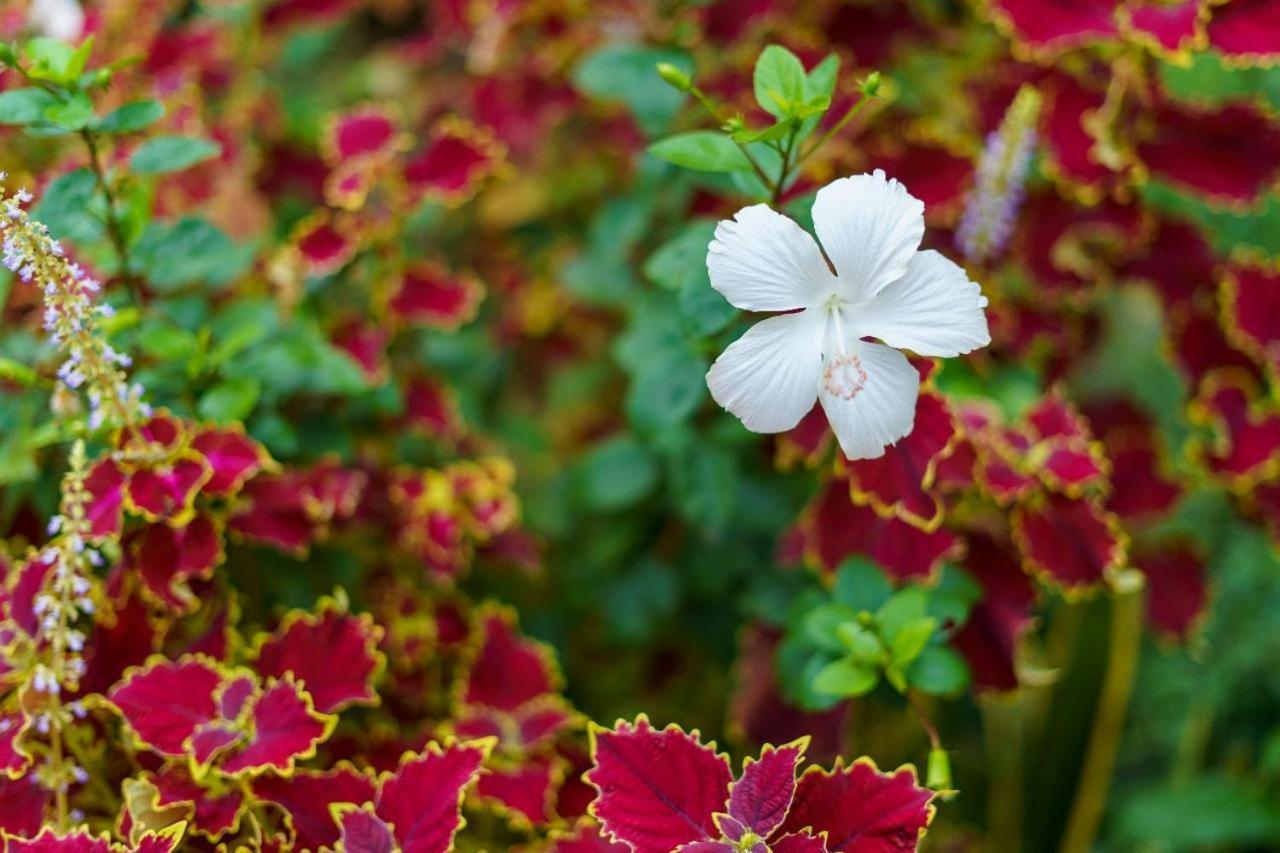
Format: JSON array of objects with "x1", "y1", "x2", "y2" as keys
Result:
[
  {"x1": 705, "y1": 170, "x2": 991, "y2": 460},
  {"x1": 26, "y1": 0, "x2": 85, "y2": 42}
]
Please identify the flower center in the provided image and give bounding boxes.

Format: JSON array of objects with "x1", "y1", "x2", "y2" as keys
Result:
[{"x1": 823, "y1": 354, "x2": 867, "y2": 399}]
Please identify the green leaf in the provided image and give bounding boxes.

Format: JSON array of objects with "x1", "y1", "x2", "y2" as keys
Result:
[
  {"x1": 0, "y1": 88, "x2": 57, "y2": 125},
  {"x1": 97, "y1": 99, "x2": 164, "y2": 134},
  {"x1": 135, "y1": 323, "x2": 198, "y2": 361},
  {"x1": 648, "y1": 132, "x2": 752, "y2": 173},
  {"x1": 754, "y1": 45, "x2": 808, "y2": 118},
  {"x1": 573, "y1": 44, "x2": 692, "y2": 136},
  {"x1": 812, "y1": 657, "x2": 879, "y2": 697},
  {"x1": 24, "y1": 37, "x2": 79, "y2": 83},
  {"x1": 133, "y1": 218, "x2": 251, "y2": 291},
  {"x1": 731, "y1": 120, "x2": 794, "y2": 145},
  {"x1": 876, "y1": 588, "x2": 929, "y2": 639},
  {"x1": 625, "y1": 348, "x2": 707, "y2": 432},
  {"x1": 31, "y1": 168, "x2": 98, "y2": 241},
  {"x1": 835, "y1": 621, "x2": 886, "y2": 665},
  {"x1": 198, "y1": 377, "x2": 262, "y2": 422},
  {"x1": 42, "y1": 92, "x2": 93, "y2": 130},
  {"x1": 908, "y1": 645, "x2": 971, "y2": 696},
  {"x1": 605, "y1": 559, "x2": 680, "y2": 644},
  {"x1": 129, "y1": 135, "x2": 221, "y2": 174},
  {"x1": 833, "y1": 556, "x2": 893, "y2": 612},
  {"x1": 578, "y1": 435, "x2": 659, "y2": 511},
  {"x1": 803, "y1": 603, "x2": 860, "y2": 653},
  {"x1": 644, "y1": 220, "x2": 735, "y2": 336},
  {"x1": 926, "y1": 564, "x2": 983, "y2": 626},
  {"x1": 887, "y1": 616, "x2": 937, "y2": 667}
]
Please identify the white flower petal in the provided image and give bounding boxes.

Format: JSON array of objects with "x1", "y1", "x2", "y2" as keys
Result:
[
  {"x1": 707, "y1": 204, "x2": 838, "y2": 312},
  {"x1": 818, "y1": 341, "x2": 919, "y2": 460},
  {"x1": 853, "y1": 250, "x2": 991, "y2": 357},
  {"x1": 812, "y1": 170, "x2": 925, "y2": 301},
  {"x1": 707, "y1": 310, "x2": 823, "y2": 433}
]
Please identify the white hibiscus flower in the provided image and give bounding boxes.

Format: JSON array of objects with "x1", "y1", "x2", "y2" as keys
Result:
[
  {"x1": 27, "y1": 0, "x2": 85, "y2": 41},
  {"x1": 705, "y1": 170, "x2": 990, "y2": 460}
]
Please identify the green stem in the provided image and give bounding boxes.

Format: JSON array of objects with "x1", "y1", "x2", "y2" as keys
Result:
[
  {"x1": 1058, "y1": 572, "x2": 1145, "y2": 853},
  {"x1": 687, "y1": 84, "x2": 775, "y2": 197},
  {"x1": 771, "y1": 122, "x2": 800, "y2": 205},
  {"x1": 79, "y1": 129, "x2": 142, "y2": 305},
  {"x1": 795, "y1": 91, "x2": 875, "y2": 169}
]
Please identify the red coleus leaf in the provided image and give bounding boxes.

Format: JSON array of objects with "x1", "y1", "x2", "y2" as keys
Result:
[
  {"x1": 777, "y1": 760, "x2": 934, "y2": 852},
  {"x1": 119, "y1": 412, "x2": 184, "y2": 452},
  {"x1": 84, "y1": 459, "x2": 127, "y2": 541},
  {"x1": 251, "y1": 600, "x2": 385, "y2": 713},
  {"x1": 332, "y1": 319, "x2": 390, "y2": 383},
  {"x1": 0, "y1": 776, "x2": 49, "y2": 837},
  {"x1": 1168, "y1": 305, "x2": 1260, "y2": 389},
  {"x1": 375, "y1": 739, "x2": 493, "y2": 853},
  {"x1": 124, "y1": 455, "x2": 211, "y2": 526},
  {"x1": 1013, "y1": 494, "x2": 1126, "y2": 591},
  {"x1": 322, "y1": 104, "x2": 405, "y2": 166},
  {"x1": 0, "y1": 713, "x2": 30, "y2": 777},
  {"x1": 460, "y1": 609, "x2": 562, "y2": 711},
  {"x1": 190, "y1": 426, "x2": 270, "y2": 498},
  {"x1": 1013, "y1": 191, "x2": 1147, "y2": 298},
  {"x1": 253, "y1": 765, "x2": 377, "y2": 850},
  {"x1": 587, "y1": 717, "x2": 732, "y2": 852},
  {"x1": 1188, "y1": 369, "x2": 1280, "y2": 486},
  {"x1": 1038, "y1": 70, "x2": 1120, "y2": 202},
  {"x1": 1121, "y1": 0, "x2": 1207, "y2": 55},
  {"x1": 454, "y1": 696, "x2": 577, "y2": 753},
  {"x1": 950, "y1": 533, "x2": 1038, "y2": 691},
  {"x1": 1135, "y1": 99, "x2": 1280, "y2": 204},
  {"x1": 1222, "y1": 262, "x2": 1280, "y2": 378},
  {"x1": 727, "y1": 739, "x2": 807, "y2": 838},
  {"x1": 292, "y1": 211, "x2": 357, "y2": 277},
  {"x1": 2, "y1": 829, "x2": 112, "y2": 852},
  {"x1": 800, "y1": 482, "x2": 960, "y2": 582},
  {"x1": 403, "y1": 118, "x2": 505, "y2": 206},
  {"x1": 1135, "y1": 542, "x2": 1208, "y2": 640},
  {"x1": 1120, "y1": 217, "x2": 1215, "y2": 314},
  {"x1": 986, "y1": 0, "x2": 1119, "y2": 55},
  {"x1": 1206, "y1": 0, "x2": 1280, "y2": 64},
  {"x1": 842, "y1": 391, "x2": 957, "y2": 530},
  {"x1": 334, "y1": 804, "x2": 395, "y2": 853},
  {"x1": 388, "y1": 261, "x2": 484, "y2": 330},
  {"x1": 229, "y1": 463, "x2": 367, "y2": 554},
  {"x1": 548, "y1": 819, "x2": 632, "y2": 852},
  {"x1": 404, "y1": 373, "x2": 465, "y2": 442},
  {"x1": 219, "y1": 678, "x2": 334, "y2": 775},
  {"x1": 474, "y1": 757, "x2": 559, "y2": 827},
  {"x1": 150, "y1": 766, "x2": 244, "y2": 841},
  {"x1": 109, "y1": 657, "x2": 223, "y2": 756},
  {"x1": 3, "y1": 555, "x2": 54, "y2": 638},
  {"x1": 77, "y1": 585, "x2": 162, "y2": 697},
  {"x1": 125, "y1": 513, "x2": 224, "y2": 612}
]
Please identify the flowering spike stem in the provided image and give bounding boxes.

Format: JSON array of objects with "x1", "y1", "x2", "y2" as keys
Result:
[
  {"x1": 0, "y1": 180, "x2": 148, "y2": 430},
  {"x1": 956, "y1": 84, "x2": 1041, "y2": 264}
]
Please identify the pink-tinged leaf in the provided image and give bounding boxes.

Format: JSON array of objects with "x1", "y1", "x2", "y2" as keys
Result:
[
  {"x1": 729, "y1": 740, "x2": 807, "y2": 837},
  {"x1": 0, "y1": 713, "x2": 30, "y2": 777},
  {"x1": 1207, "y1": 0, "x2": 1280, "y2": 63},
  {"x1": 843, "y1": 392, "x2": 956, "y2": 529},
  {"x1": 292, "y1": 211, "x2": 356, "y2": 277},
  {"x1": 84, "y1": 459, "x2": 126, "y2": 540},
  {"x1": 191, "y1": 427, "x2": 269, "y2": 498},
  {"x1": 0, "y1": 775, "x2": 49, "y2": 836},
  {"x1": 219, "y1": 675, "x2": 256, "y2": 719},
  {"x1": 1039, "y1": 442, "x2": 1108, "y2": 494},
  {"x1": 454, "y1": 696, "x2": 577, "y2": 753},
  {"x1": 375, "y1": 740, "x2": 492, "y2": 853},
  {"x1": 1135, "y1": 543, "x2": 1208, "y2": 640},
  {"x1": 108, "y1": 657, "x2": 222, "y2": 756},
  {"x1": 336, "y1": 804, "x2": 396, "y2": 853},
  {"x1": 252, "y1": 603, "x2": 384, "y2": 713},
  {"x1": 461, "y1": 610, "x2": 561, "y2": 711},
  {"x1": 388, "y1": 261, "x2": 484, "y2": 331},
  {"x1": 587, "y1": 717, "x2": 733, "y2": 853},
  {"x1": 1013, "y1": 495, "x2": 1126, "y2": 592},
  {"x1": 403, "y1": 118, "x2": 504, "y2": 205},
  {"x1": 220, "y1": 679, "x2": 333, "y2": 775},
  {"x1": 127, "y1": 514, "x2": 224, "y2": 612},
  {"x1": 323, "y1": 105, "x2": 403, "y2": 165},
  {"x1": 778, "y1": 760, "x2": 934, "y2": 852},
  {"x1": 4, "y1": 555, "x2": 54, "y2": 637},
  {"x1": 77, "y1": 586, "x2": 162, "y2": 696},
  {"x1": 151, "y1": 766, "x2": 244, "y2": 840},
  {"x1": 672, "y1": 843, "x2": 735, "y2": 852},
  {"x1": 253, "y1": 766, "x2": 377, "y2": 850},
  {"x1": 950, "y1": 533, "x2": 1037, "y2": 691},
  {"x1": 474, "y1": 758, "x2": 558, "y2": 826},
  {"x1": 190, "y1": 722, "x2": 241, "y2": 766},
  {"x1": 770, "y1": 832, "x2": 828, "y2": 853},
  {"x1": 1188, "y1": 370, "x2": 1280, "y2": 486},
  {"x1": 2, "y1": 829, "x2": 112, "y2": 852},
  {"x1": 124, "y1": 456, "x2": 210, "y2": 524},
  {"x1": 548, "y1": 819, "x2": 632, "y2": 853}
]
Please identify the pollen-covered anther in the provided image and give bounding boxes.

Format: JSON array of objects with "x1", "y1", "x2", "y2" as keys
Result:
[{"x1": 823, "y1": 354, "x2": 868, "y2": 400}]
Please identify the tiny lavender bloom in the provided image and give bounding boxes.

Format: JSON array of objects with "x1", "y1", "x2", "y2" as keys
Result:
[
  {"x1": 705, "y1": 170, "x2": 991, "y2": 460},
  {"x1": 956, "y1": 85, "x2": 1041, "y2": 263}
]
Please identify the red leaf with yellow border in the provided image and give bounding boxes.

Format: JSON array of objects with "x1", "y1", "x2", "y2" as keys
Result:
[
  {"x1": 374, "y1": 739, "x2": 492, "y2": 853},
  {"x1": 2, "y1": 829, "x2": 112, "y2": 852},
  {"x1": 190, "y1": 427, "x2": 270, "y2": 498},
  {"x1": 125, "y1": 514, "x2": 223, "y2": 612},
  {"x1": 460, "y1": 609, "x2": 561, "y2": 711},
  {"x1": 777, "y1": 760, "x2": 934, "y2": 852},
  {"x1": 219, "y1": 678, "x2": 333, "y2": 775},
  {"x1": 1013, "y1": 495, "x2": 1126, "y2": 591},
  {"x1": 252, "y1": 601, "x2": 384, "y2": 713},
  {"x1": 1207, "y1": 0, "x2": 1280, "y2": 64},
  {"x1": 109, "y1": 657, "x2": 223, "y2": 757},
  {"x1": 252, "y1": 765, "x2": 377, "y2": 851},
  {"x1": 0, "y1": 776, "x2": 48, "y2": 837},
  {"x1": 388, "y1": 261, "x2": 484, "y2": 331},
  {"x1": 728, "y1": 739, "x2": 806, "y2": 838},
  {"x1": 586, "y1": 717, "x2": 732, "y2": 852}
]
